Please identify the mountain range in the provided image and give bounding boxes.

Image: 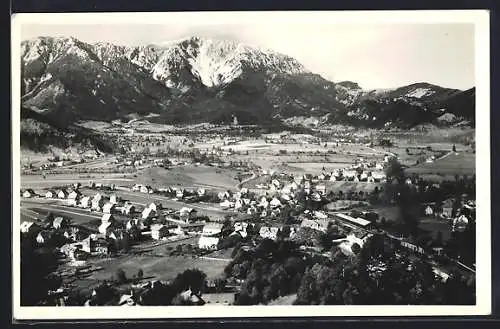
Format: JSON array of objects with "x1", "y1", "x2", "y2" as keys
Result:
[{"x1": 20, "y1": 36, "x2": 475, "y2": 130}]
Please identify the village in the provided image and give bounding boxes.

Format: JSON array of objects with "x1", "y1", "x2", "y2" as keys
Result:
[{"x1": 20, "y1": 129, "x2": 477, "y2": 306}]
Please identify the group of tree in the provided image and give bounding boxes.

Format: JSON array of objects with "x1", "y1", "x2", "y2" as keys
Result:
[
  {"x1": 294, "y1": 234, "x2": 476, "y2": 305},
  {"x1": 225, "y1": 239, "x2": 313, "y2": 305}
]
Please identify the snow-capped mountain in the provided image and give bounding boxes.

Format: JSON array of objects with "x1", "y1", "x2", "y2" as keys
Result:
[{"x1": 20, "y1": 36, "x2": 475, "y2": 128}]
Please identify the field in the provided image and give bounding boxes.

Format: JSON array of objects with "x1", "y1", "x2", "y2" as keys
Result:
[
  {"x1": 136, "y1": 165, "x2": 240, "y2": 191},
  {"x1": 406, "y1": 152, "x2": 475, "y2": 176},
  {"x1": 21, "y1": 172, "x2": 136, "y2": 189}
]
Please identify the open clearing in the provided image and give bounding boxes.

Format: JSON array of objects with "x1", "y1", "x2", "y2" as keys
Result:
[
  {"x1": 406, "y1": 152, "x2": 475, "y2": 176},
  {"x1": 86, "y1": 253, "x2": 227, "y2": 282},
  {"x1": 136, "y1": 165, "x2": 240, "y2": 191}
]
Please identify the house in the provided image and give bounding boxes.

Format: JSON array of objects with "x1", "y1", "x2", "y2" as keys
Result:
[
  {"x1": 300, "y1": 218, "x2": 330, "y2": 233},
  {"x1": 45, "y1": 190, "x2": 56, "y2": 198},
  {"x1": 234, "y1": 199, "x2": 244, "y2": 210},
  {"x1": 202, "y1": 223, "x2": 223, "y2": 236},
  {"x1": 118, "y1": 293, "x2": 138, "y2": 306},
  {"x1": 269, "y1": 197, "x2": 282, "y2": 209},
  {"x1": 36, "y1": 230, "x2": 54, "y2": 245},
  {"x1": 425, "y1": 205, "x2": 434, "y2": 216},
  {"x1": 367, "y1": 176, "x2": 375, "y2": 183},
  {"x1": 240, "y1": 187, "x2": 249, "y2": 195},
  {"x1": 148, "y1": 202, "x2": 162, "y2": 213},
  {"x1": 22, "y1": 189, "x2": 35, "y2": 198},
  {"x1": 198, "y1": 236, "x2": 220, "y2": 250},
  {"x1": 91, "y1": 198, "x2": 105, "y2": 211},
  {"x1": 313, "y1": 211, "x2": 328, "y2": 220},
  {"x1": 197, "y1": 188, "x2": 206, "y2": 196},
  {"x1": 102, "y1": 203, "x2": 116, "y2": 214},
  {"x1": 259, "y1": 226, "x2": 280, "y2": 240},
  {"x1": 360, "y1": 173, "x2": 368, "y2": 181},
  {"x1": 101, "y1": 213, "x2": 115, "y2": 224},
  {"x1": 151, "y1": 224, "x2": 170, "y2": 240},
  {"x1": 109, "y1": 194, "x2": 119, "y2": 204},
  {"x1": 219, "y1": 200, "x2": 234, "y2": 209},
  {"x1": 98, "y1": 221, "x2": 115, "y2": 236},
  {"x1": 405, "y1": 178, "x2": 413, "y2": 185},
  {"x1": 140, "y1": 185, "x2": 153, "y2": 194},
  {"x1": 175, "y1": 189, "x2": 185, "y2": 199},
  {"x1": 441, "y1": 199, "x2": 454, "y2": 218},
  {"x1": 218, "y1": 191, "x2": 231, "y2": 200},
  {"x1": 20, "y1": 221, "x2": 41, "y2": 235},
  {"x1": 334, "y1": 213, "x2": 372, "y2": 229},
  {"x1": 315, "y1": 184, "x2": 326, "y2": 195},
  {"x1": 339, "y1": 234, "x2": 367, "y2": 257},
  {"x1": 329, "y1": 175, "x2": 337, "y2": 182},
  {"x1": 179, "y1": 207, "x2": 197, "y2": 223},
  {"x1": 202, "y1": 293, "x2": 236, "y2": 306},
  {"x1": 53, "y1": 216, "x2": 69, "y2": 229},
  {"x1": 79, "y1": 196, "x2": 91, "y2": 208},
  {"x1": 132, "y1": 184, "x2": 144, "y2": 192},
  {"x1": 57, "y1": 190, "x2": 67, "y2": 199},
  {"x1": 452, "y1": 215, "x2": 469, "y2": 232},
  {"x1": 121, "y1": 203, "x2": 136, "y2": 215},
  {"x1": 68, "y1": 190, "x2": 81, "y2": 200},
  {"x1": 63, "y1": 227, "x2": 88, "y2": 242},
  {"x1": 259, "y1": 197, "x2": 269, "y2": 209},
  {"x1": 142, "y1": 207, "x2": 156, "y2": 220},
  {"x1": 126, "y1": 218, "x2": 146, "y2": 231}
]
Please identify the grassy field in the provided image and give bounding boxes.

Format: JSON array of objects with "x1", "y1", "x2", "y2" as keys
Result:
[
  {"x1": 136, "y1": 165, "x2": 240, "y2": 191},
  {"x1": 21, "y1": 173, "x2": 136, "y2": 189},
  {"x1": 406, "y1": 152, "x2": 475, "y2": 176}
]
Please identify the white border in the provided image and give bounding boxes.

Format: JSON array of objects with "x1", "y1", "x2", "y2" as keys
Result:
[{"x1": 11, "y1": 10, "x2": 491, "y2": 320}]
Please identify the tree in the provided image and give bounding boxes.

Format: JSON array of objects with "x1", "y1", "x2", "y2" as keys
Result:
[
  {"x1": 452, "y1": 144, "x2": 457, "y2": 152},
  {"x1": 173, "y1": 269, "x2": 207, "y2": 295},
  {"x1": 214, "y1": 278, "x2": 227, "y2": 293},
  {"x1": 115, "y1": 268, "x2": 127, "y2": 284},
  {"x1": 137, "y1": 268, "x2": 144, "y2": 279}
]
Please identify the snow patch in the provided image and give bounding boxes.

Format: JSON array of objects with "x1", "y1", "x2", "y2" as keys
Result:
[{"x1": 406, "y1": 88, "x2": 436, "y2": 99}]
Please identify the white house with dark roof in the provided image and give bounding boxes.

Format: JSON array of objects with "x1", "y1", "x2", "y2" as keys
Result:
[
  {"x1": 98, "y1": 221, "x2": 114, "y2": 235},
  {"x1": 101, "y1": 213, "x2": 115, "y2": 224},
  {"x1": 57, "y1": 190, "x2": 67, "y2": 199},
  {"x1": 151, "y1": 224, "x2": 170, "y2": 240},
  {"x1": 79, "y1": 196, "x2": 91, "y2": 208},
  {"x1": 102, "y1": 202, "x2": 116, "y2": 214},
  {"x1": 68, "y1": 190, "x2": 81, "y2": 200},
  {"x1": 142, "y1": 207, "x2": 156, "y2": 220},
  {"x1": 121, "y1": 203, "x2": 136, "y2": 215},
  {"x1": 198, "y1": 236, "x2": 220, "y2": 250},
  {"x1": 53, "y1": 217, "x2": 69, "y2": 229},
  {"x1": 202, "y1": 223, "x2": 223, "y2": 236}
]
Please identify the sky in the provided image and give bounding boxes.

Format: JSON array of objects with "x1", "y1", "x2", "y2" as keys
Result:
[{"x1": 20, "y1": 22, "x2": 475, "y2": 90}]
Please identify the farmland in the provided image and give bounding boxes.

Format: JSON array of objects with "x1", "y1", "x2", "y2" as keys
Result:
[{"x1": 406, "y1": 152, "x2": 475, "y2": 176}]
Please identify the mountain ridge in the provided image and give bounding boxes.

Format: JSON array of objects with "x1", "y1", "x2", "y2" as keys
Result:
[{"x1": 20, "y1": 36, "x2": 475, "y2": 129}]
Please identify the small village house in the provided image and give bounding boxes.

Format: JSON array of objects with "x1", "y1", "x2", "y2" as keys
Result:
[
  {"x1": 22, "y1": 189, "x2": 35, "y2": 198},
  {"x1": 269, "y1": 197, "x2": 282, "y2": 209},
  {"x1": 148, "y1": 202, "x2": 162, "y2": 213},
  {"x1": 197, "y1": 188, "x2": 206, "y2": 196},
  {"x1": 219, "y1": 200, "x2": 234, "y2": 209},
  {"x1": 109, "y1": 194, "x2": 119, "y2": 205},
  {"x1": 259, "y1": 226, "x2": 280, "y2": 240},
  {"x1": 36, "y1": 230, "x2": 54, "y2": 245},
  {"x1": 68, "y1": 190, "x2": 81, "y2": 200},
  {"x1": 441, "y1": 199, "x2": 454, "y2": 218},
  {"x1": 101, "y1": 213, "x2": 115, "y2": 224},
  {"x1": 45, "y1": 190, "x2": 56, "y2": 198},
  {"x1": 198, "y1": 236, "x2": 220, "y2": 250},
  {"x1": 300, "y1": 218, "x2": 330, "y2": 233},
  {"x1": 91, "y1": 198, "x2": 105, "y2": 211},
  {"x1": 98, "y1": 221, "x2": 115, "y2": 236},
  {"x1": 79, "y1": 196, "x2": 91, "y2": 208},
  {"x1": 151, "y1": 224, "x2": 170, "y2": 240},
  {"x1": 142, "y1": 207, "x2": 156, "y2": 220},
  {"x1": 179, "y1": 207, "x2": 197, "y2": 223},
  {"x1": 425, "y1": 205, "x2": 434, "y2": 216},
  {"x1": 102, "y1": 202, "x2": 116, "y2": 214},
  {"x1": 20, "y1": 221, "x2": 41, "y2": 236},
  {"x1": 202, "y1": 223, "x2": 223, "y2": 236},
  {"x1": 53, "y1": 216, "x2": 69, "y2": 229},
  {"x1": 57, "y1": 189, "x2": 68, "y2": 199},
  {"x1": 121, "y1": 203, "x2": 136, "y2": 215},
  {"x1": 176, "y1": 189, "x2": 185, "y2": 199}
]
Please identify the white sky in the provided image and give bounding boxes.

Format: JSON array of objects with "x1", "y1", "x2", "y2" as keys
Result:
[{"x1": 20, "y1": 19, "x2": 475, "y2": 90}]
